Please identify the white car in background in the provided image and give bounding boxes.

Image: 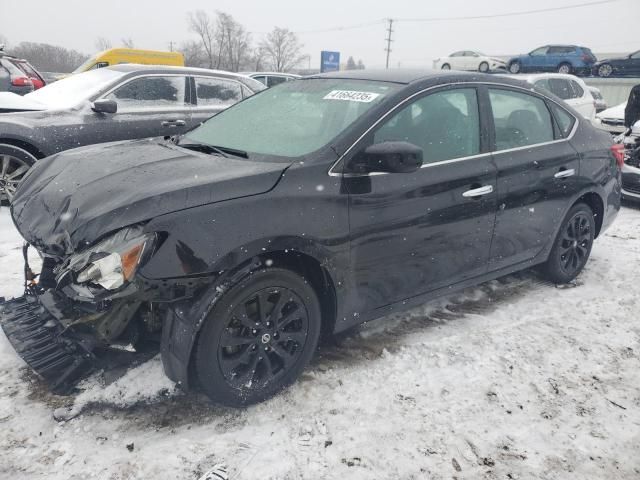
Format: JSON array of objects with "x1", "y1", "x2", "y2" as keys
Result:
[
  {"x1": 504, "y1": 73, "x2": 596, "y2": 120},
  {"x1": 433, "y1": 51, "x2": 506, "y2": 72},
  {"x1": 241, "y1": 72, "x2": 301, "y2": 88},
  {"x1": 594, "y1": 102, "x2": 626, "y2": 134}
]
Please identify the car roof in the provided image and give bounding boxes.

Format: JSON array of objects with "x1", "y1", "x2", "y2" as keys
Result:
[
  {"x1": 243, "y1": 72, "x2": 301, "y2": 77},
  {"x1": 505, "y1": 73, "x2": 586, "y2": 83},
  {"x1": 107, "y1": 63, "x2": 252, "y2": 79},
  {"x1": 307, "y1": 68, "x2": 528, "y2": 87}
]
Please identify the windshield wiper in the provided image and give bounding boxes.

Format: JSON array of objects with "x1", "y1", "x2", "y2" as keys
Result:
[{"x1": 177, "y1": 139, "x2": 248, "y2": 159}]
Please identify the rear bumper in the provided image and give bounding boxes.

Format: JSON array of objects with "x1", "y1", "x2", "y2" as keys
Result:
[{"x1": 0, "y1": 292, "x2": 95, "y2": 394}]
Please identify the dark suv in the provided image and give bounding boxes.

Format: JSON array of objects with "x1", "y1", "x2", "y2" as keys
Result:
[{"x1": 0, "y1": 70, "x2": 621, "y2": 406}]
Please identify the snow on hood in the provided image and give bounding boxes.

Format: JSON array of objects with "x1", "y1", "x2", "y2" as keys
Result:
[
  {"x1": 0, "y1": 92, "x2": 47, "y2": 112},
  {"x1": 596, "y1": 101, "x2": 626, "y2": 120},
  {"x1": 10, "y1": 138, "x2": 290, "y2": 256}
]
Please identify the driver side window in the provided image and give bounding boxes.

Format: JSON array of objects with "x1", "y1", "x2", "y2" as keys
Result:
[{"x1": 372, "y1": 88, "x2": 481, "y2": 165}]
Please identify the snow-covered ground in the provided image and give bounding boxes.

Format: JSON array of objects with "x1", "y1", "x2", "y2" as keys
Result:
[{"x1": 1, "y1": 206, "x2": 639, "y2": 480}]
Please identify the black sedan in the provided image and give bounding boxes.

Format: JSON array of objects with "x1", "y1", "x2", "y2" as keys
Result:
[
  {"x1": 593, "y1": 50, "x2": 640, "y2": 77},
  {"x1": 0, "y1": 70, "x2": 621, "y2": 406},
  {"x1": 0, "y1": 64, "x2": 265, "y2": 202}
]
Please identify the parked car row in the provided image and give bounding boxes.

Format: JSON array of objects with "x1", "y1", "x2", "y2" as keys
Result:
[
  {"x1": 0, "y1": 48, "x2": 46, "y2": 95},
  {"x1": 0, "y1": 65, "x2": 266, "y2": 202},
  {"x1": 437, "y1": 45, "x2": 640, "y2": 78},
  {"x1": 0, "y1": 68, "x2": 623, "y2": 406}
]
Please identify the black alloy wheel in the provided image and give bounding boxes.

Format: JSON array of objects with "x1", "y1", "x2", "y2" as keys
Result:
[
  {"x1": 195, "y1": 268, "x2": 321, "y2": 406},
  {"x1": 541, "y1": 203, "x2": 595, "y2": 283}
]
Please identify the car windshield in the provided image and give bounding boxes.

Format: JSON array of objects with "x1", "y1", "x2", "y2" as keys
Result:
[
  {"x1": 26, "y1": 68, "x2": 124, "y2": 109},
  {"x1": 72, "y1": 55, "x2": 99, "y2": 73},
  {"x1": 184, "y1": 78, "x2": 398, "y2": 158}
]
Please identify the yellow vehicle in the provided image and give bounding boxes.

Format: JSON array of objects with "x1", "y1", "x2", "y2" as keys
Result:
[{"x1": 72, "y1": 48, "x2": 184, "y2": 73}]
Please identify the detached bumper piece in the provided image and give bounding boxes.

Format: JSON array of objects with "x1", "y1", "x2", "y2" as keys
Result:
[{"x1": 0, "y1": 295, "x2": 95, "y2": 394}]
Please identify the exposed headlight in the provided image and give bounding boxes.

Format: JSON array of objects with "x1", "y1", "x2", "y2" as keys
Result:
[{"x1": 68, "y1": 227, "x2": 155, "y2": 290}]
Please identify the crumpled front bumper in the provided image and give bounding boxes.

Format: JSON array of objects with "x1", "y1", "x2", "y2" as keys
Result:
[{"x1": 0, "y1": 293, "x2": 95, "y2": 394}]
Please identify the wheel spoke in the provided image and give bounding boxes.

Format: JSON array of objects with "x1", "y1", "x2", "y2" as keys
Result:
[
  {"x1": 6, "y1": 165, "x2": 28, "y2": 180},
  {"x1": 280, "y1": 330, "x2": 307, "y2": 345},
  {"x1": 0, "y1": 155, "x2": 8, "y2": 177},
  {"x1": 270, "y1": 342, "x2": 295, "y2": 367},
  {"x1": 220, "y1": 345, "x2": 254, "y2": 377},
  {"x1": 220, "y1": 330, "x2": 255, "y2": 348},
  {"x1": 277, "y1": 305, "x2": 301, "y2": 330},
  {"x1": 269, "y1": 291, "x2": 287, "y2": 324}
]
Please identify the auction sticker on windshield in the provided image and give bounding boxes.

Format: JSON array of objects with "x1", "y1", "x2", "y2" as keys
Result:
[{"x1": 323, "y1": 90, "x2": 381, "y2": 102}]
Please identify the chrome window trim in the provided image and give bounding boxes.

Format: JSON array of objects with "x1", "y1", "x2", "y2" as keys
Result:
[{"x1": 327, "y1": 81, "x2": 579, "y2": 178}]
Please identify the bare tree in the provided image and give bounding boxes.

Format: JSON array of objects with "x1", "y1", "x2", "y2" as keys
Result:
[
  {"x1": 121, "y1": 37, "x2": 135, "y2": 48},
  {"x1": 215, "y1": 12, "x2": 251, "y2": 71},
  {"x1": 95, "y1": 37, "x2": 112, "y2": 51},
  {"x1": 188, "y1": 10, "x2": 216, "y2": 68},
  {"x1": 260, "y1": 27, "x2": 306, "y2": 72},
  {"x1": 180, "y1": 40, "x2": 208, "y2": 68},
  {"x1": 9, "y1": 42, "x2": 88, "y2": 73}
]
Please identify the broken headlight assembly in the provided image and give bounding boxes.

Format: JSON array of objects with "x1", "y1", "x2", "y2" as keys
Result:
[{"x1": 62, "y1": 226, "x2": 156, "y2": 291}]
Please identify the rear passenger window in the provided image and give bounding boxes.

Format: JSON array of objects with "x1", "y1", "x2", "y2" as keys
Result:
[
  {"x1": 570, "y1": 80, "x2": 584, "y2": 97},
  {"x1": 548, "y1": 79, "x2": 573, "y2": 100},
  {"x1": 549, "y1": 103, "x2": 576, "y2": 138},
  {"x1": 489, "y1": 89, "x2": 554, "y2": 150},
  {"x1": 268, "y1": 76, "x2": 287, "y2": 87},
  {"x1": 195, "y1": 77, "x2": 241, "y2": 107},
  {"x1": 373, "y1": 88, "x2": 480, "y2": 164}
]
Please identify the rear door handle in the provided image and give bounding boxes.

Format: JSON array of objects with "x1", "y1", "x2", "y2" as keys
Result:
[
  {"x1": 161, "y1": 120, "x2": 186, "y2": 127},
  {"x1": 462, "y1": 185, "x2": 494, "y2": 198},
  {"x1": 554, "y1": 168, "x2": 575, "y2": 179}
]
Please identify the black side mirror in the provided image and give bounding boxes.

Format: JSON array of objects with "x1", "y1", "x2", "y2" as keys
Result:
[
  {"x1": 359, "y1": 141, "x2": 423, "y2": 174},
  {"x1": 91, "y1": 99, "x2": 117, "y2": 114}
]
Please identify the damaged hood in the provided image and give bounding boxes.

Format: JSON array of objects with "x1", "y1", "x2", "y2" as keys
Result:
[{"x1": 11, "y1": 138, "x2": 290, "y2": 256}]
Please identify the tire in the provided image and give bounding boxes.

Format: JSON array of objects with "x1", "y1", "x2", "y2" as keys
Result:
[
  {"x1": 557, "y1": 62, "x2": 572, "y2": 74},
  {"x1": 597, "y1": 63, "x2": 613, "y2": 77},
  {"x1": 478, "y1": 61, "x2": 489, "y2": 73},
  {"x1": 0, "y1": 143, "x2": 36, "y2": 205},
  {"x1": 508, "y1": 61, "x2": 521, "y2": 74},
  {"x1": 195, "y1": 268, "x2": 322, "y2": 406},
  {"x1": 441, "y1": 63, "x2": 451, "y2": 70},
  {"x1": 540, "y1": 203, "x2": 595, "y2": 284}
]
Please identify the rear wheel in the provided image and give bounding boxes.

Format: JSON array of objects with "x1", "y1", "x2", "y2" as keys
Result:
[
  {"x1": 441, "y1": 63, "x2": 451, "y2": 70},
  {"x1": 508, "y1": 61, "x2": 521, "y2": 74},
  {"x1": 540, "y1": 203, "x2": 595, "y2": 284},
  {"x1": 597, "y1": 63, "x2": 613, "y2": 77},
  {"x1": 195, "y1": 268, "x2": 321, "y2": 406},
  {"x1": 0, "y1": 144, "x2": 36, "y2": 205},
  {"x1": 557, "y1": 62, "x2": 572, "y2": 74},
  {"x1": 478, "y1": 61, "x2": 489, "y2": 73}
]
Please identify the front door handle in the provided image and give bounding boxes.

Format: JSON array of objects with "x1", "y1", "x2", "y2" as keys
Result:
[
  {"x1": 554, "y1": 168, "x2": 575, "y2": 179},
  {"x1": 462, "y1": 185, "x2": 494, "y2": 198},
  {"x1": 161, "y1": 120, "x2": 186, "y2": 127}
]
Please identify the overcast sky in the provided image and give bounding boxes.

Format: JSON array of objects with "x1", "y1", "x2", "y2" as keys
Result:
[{"x1": 1, "y1": 0, "x2": 638, "y2": 69}]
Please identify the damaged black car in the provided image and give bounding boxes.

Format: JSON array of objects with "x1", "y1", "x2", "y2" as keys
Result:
[{"x1": 0, "y1": 70, "x2": 621, "y2": 406}]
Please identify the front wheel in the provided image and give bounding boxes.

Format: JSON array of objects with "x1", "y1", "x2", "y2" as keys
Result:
[
  {"x1": 441, "y1": 63, "x2": 451, "y2": 70},
  {"x1": 0, "y1": 144, "x2": 36, "y2": 205},
  {"x1": 478, "y1": 61, "x2": 489, "y2": 73},
  {"x1": 508, "y1": 61, "x2": 521, "y2": 74},
  {"x1": 195, "y1": 268, "x2": 322, "y2": 406},
  {"x1": 597, "y1": 63, "x2": 613, "y2": 77},
  {"x1": 540, "y1": 203, "x2": 595, "y2": 284}
]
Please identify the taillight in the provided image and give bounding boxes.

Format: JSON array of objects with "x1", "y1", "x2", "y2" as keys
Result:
[
  {"x1": 611, "y1": 144, "x2": 625, "y2": 168},
  {"x1": 10, "y1": 75, "x2": 32, "y2": 87}
]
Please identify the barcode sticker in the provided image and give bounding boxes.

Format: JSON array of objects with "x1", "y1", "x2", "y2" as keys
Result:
[{"x1": 323, "y1": 90, "x2": 381, "y2": 103}]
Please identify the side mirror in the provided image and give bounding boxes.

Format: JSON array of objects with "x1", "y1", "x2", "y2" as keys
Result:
[
  {"x1": 91, "y1": 99, "x2": 117, "y2": 114},
  {"x1": 359, "y1": 141, "x2": 423, "y2": 174}
]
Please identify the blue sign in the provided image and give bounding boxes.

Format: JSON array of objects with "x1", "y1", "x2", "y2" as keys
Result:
[{"x1": 321, "y1": 51, "x2": 340, "y2": 73}]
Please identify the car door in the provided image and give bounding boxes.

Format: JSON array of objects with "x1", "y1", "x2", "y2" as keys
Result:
[
  {"x1": 486, "y1": 86, "x2": 580, "y2": 270},
  {"x1": 189, "y1": 75, "x2": 244, "y2": 128},
  {"x1": 628, "y1": 51, "x2": 640, "y2": 75},
  {"x1": 344, "y1": 86, "x2": 497, "y2": 311},
  {"x1": 448, "y1": 52, "x2": 463, "y2": 70},
  {"x1": 85, "y1": 74, "x2": 192, "y2": 142},
  {"x1": 568, "y1": 79, "x2": 594, "y2": 119}
]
